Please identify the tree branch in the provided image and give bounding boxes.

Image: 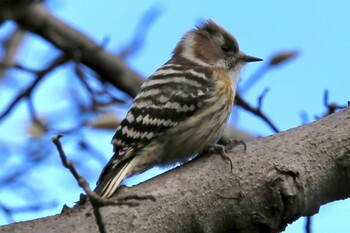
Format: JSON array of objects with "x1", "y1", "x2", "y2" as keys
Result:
[
  {"x1": 2, "y1": 2, "x2": 144, "y2": 98},
  {"x1": 235, "y1": 93, "x2": 280, "y2": 133},
  {"x1": 1, "y1": 107, "x2": 349, "y2": 233},
  {"x1": 0, "y1": 54, "x2": 69, "y2": 121},
  {"x1": 0, "y1": 26, "x2": 26, "y2": 79}
]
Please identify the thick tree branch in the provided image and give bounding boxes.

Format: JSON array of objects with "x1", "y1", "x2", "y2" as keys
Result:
[{"x1": 1, "y1": 107, "x2": 349, "y2": 233}]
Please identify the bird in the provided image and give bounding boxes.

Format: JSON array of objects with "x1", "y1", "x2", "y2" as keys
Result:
[{"x1": 94, "y1": 20, "x2": 262, "y2": 198}]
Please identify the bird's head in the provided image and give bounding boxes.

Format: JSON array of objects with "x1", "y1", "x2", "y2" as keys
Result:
[{"x1": 172, "y1": 20, "x2": 262, "y2": 72}]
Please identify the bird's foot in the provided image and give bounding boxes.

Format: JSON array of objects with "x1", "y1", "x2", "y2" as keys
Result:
[{"x1": 206, "y1": 139, "x2": 246, "y2": 172}]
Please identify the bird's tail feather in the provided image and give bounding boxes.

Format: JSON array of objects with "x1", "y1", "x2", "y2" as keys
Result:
[{"x1": 94, "y1": 156, "x2": 141, "y2": 198}]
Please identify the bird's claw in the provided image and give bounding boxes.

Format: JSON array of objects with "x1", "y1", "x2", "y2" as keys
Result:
[
  {"x1": 225, "y1": 138, "x2": 247, "y2": 152},
  {"x1": 206, "y1": 139, "x2": 246, "y2": 172}
]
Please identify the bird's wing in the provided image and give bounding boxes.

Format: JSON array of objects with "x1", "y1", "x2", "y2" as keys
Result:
[
  {"x1": 116, "y1": 65, "x2": 214, "y2": 150},
  {"x1": 95, "y1": 64, "x2": 214, "y2": 187}
]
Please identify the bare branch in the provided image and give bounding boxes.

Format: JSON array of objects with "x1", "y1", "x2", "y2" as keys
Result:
[
  {"x1": 0, "y1": 62, "x2": 36, "y2": 73},
  {"x1": 305, "y1": 216, "x2": 312, "y2": 233},
  {"x1": 257, "y1": 88, "x2": 270, "y2": 111},
  {"x1": 0, "y1": 199, "x2": 56, "y2": 224},
  {"x1": 0, "y1": 54, "x2": 69, "y2": 121},
  {"x1": 0, "y1": 26, "x2": 26, "y2": 79},
  {"x1": 235, "y1": 93, "x2": 280, "y2": 133},
  {"x1": 322, "y1": 90, "x2": 346, "y2": 116},
  {"x1": 119, "y1": 4, "x2": 163, "y2": 58},
  {"x1": 3, "y1": 2, "x2": 144, "y2": 97},
  {"x1": 240, "y1": 50, "x2": 299, "y2": 93}
]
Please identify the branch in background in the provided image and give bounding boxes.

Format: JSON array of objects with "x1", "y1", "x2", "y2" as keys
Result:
[
  {"x1": 2, "y1": 2, "x2": 144, "y2": 98},
  {"x1": 0, "y1": 138, "x2": 52, "y2": 186},
  {"x1": 239, "y1": 50, "x2": 299, "y2": 94},
  {"x1": 0, "y1": 62, "x2": 36, "y2": 73},
  {"x1": 305, "y1": 216, "x2": 312, "y2": 233},
  {"x1": 301, "y1": 90, "x2": 346, "y2": 125},
  {"x1": 321, "y1": 90, "x2": 347, "y2": 116},
  {"x1": 0, "y1": 26, "x2": 26, "y2": 79},
  {"x1": 0, "y1": 201, "x2": 57, "y2": 224},
  {"x1": 71, "y1": 52, "x2": 125, "y2": 111},
  {"x1": 0, "y1": 137, "x2": 58, "y2": 225},
  {"x1": 233, "y1": 51, "x2": 299, "y2": 134},
  {"x1": 119, "y1": 4, "x2": 163, "y2": 58},
  {"x1": 0, "y1": 54, "x2": 69, "y2": 122},
  {"x1": 235, "y1": 92, "x2": 280, "y2": 133}
]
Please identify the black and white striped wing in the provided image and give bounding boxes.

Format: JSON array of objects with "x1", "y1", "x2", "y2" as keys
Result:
[{"x1": 115, "y1": 64, "x2": 213, "y2": 156}]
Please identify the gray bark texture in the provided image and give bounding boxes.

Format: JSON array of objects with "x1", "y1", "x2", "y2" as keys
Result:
[{"x1": 1, "y1": 107, "x2": 350, "y2": 233}]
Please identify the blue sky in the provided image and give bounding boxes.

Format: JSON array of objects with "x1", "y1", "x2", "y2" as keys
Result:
[{"x1": 0, "y1": 1, "x2": 349, "y2": 232}]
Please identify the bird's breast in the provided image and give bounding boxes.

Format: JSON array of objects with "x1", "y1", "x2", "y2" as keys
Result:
[{"x1": 213, "y1": 69, "x2": 235, "y2": 106}]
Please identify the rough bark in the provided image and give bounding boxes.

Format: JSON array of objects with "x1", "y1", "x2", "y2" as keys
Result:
[{"x1": 1, "y1": 107, "x2": 349, "y2": 233}]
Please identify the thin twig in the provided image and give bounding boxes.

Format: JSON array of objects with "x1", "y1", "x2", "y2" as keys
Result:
[
  {"x1": 71, "y1": 50, "x2": 125, "y2": 111},
  {"x1": 257, "y1": 88, "x2": 270, "y2": 111},
  {"x1": 0, "y1": 54, "x2": 69, "y2": 122},
  {"x1": 51, "y1": 134, "x2": 106, "y2": 233},
  {"x1": 0, "y1": 26, "x2": 26, "y2": 79},
  {"x1": 51, "y1": 134, "x2": 156, "y2": 233},
  {"x1": 305, "y1": 216, "x2": 312, "y2": 233},
  {"x1": 0, "y1": 201, "x2": 57, "y2": 224},
  {"x1": 235, "y1": 93, "x2": 280, "y2": 133},
  {"x1": 27, "y1": 98, "x2": 47, "y2": 132},
  {"x1": 322, "y1": 90, "x2": 346, "y2": 116},
  {"x1": 0, "y1": 202, "x2": 14, "y2": 223},
  {"x1": 119, "y1": 4, "x2": 163, "y2": 58},
  {"x1": 0, "y1": 62, "x2": 36, "y2": 73},
  {"x1": 240, "y1": 50, "x2": 299, "y2": 94},
  {"x1": 12, "y1": 2, "x2": 144, "y2": 97},
  {"x1": 239, "y1": 65, "x2": 267, "y2": 94}
]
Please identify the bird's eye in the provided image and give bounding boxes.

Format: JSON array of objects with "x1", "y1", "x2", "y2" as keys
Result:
[{"x1": 220, "y1": 45, "x2": 229, "y2": 52}]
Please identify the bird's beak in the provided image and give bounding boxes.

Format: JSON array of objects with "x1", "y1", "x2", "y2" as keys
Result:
[{"x1": 242, "y1": 54, "x2": 263, "y2": 63}]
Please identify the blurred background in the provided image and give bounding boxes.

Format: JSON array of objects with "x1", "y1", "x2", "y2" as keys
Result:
[{"x1": 0, "y1": 1, "x2": 349, "y2": 232}]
